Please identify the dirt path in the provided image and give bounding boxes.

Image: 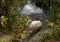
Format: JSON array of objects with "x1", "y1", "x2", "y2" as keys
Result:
[{"x1": 28, "y1": 29, "x2": 53, "y2": 42}]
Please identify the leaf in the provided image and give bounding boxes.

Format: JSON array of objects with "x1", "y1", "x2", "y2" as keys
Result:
[{"x1": 47, "y1": 22, "x2": 54, "y2": 27}]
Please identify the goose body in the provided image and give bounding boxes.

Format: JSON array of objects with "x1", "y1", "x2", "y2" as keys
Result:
[
  {"x1": 26, "y1": 19, "x2": 42, "y2": 29},
  {"x1": 29, "y1": 21, "x2": 42, "y2": 28}
]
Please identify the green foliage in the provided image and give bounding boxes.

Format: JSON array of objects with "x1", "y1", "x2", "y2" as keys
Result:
[
  {"x1": 0, "y1": 14, "x2": 29, "y2": 33},
  {"x1": 0, "y1": 38, "x2": 4, "y2": 42},
  {"x1": 0, "y1": 0, "x2": 28, "y2": 33},
  {"x1": 50, "y1": 0, "x2": 60, "y2": 22},
  {"x1": 11, "y1": 14, "x2": 29, "y2": 33}
]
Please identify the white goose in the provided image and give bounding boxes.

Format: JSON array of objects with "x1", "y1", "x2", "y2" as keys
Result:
[{"x1": 26, "y1": 19, "x2": 42, "y2": 29}]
